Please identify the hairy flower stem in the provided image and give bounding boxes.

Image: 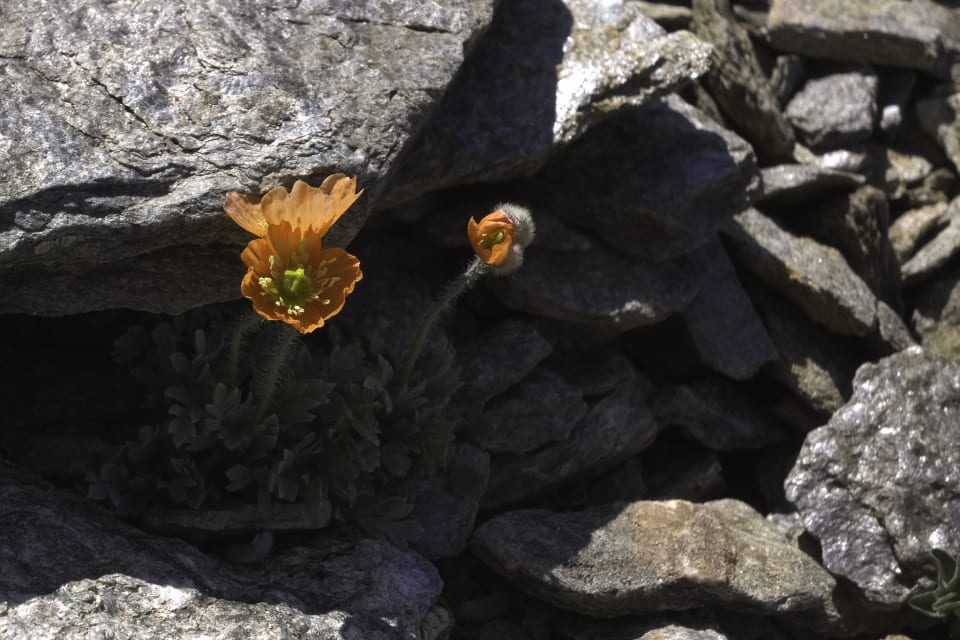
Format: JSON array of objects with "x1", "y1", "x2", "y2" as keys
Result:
[
  {"x1": 225, "y1": 310, "x2": 263, "y2": 388},
  {"x1": 255, "y1": 324, "x2": 300, "y2": 421},
  {"x1": 399, "y1": 256, "x2": 489, "y2": 387}
]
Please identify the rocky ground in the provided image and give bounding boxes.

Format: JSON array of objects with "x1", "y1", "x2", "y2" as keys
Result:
[{"x1": 2, "y1": 0, "x2": 960, "y2": 638}]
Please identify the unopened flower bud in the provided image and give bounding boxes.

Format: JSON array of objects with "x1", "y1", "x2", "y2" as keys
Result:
[{"x1": 467, "y1": 202, "x2": 535, "y2": 275}]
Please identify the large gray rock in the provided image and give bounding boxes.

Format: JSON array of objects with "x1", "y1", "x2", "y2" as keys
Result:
[
  {"x1": 722, "y1": 208, "x2": 878, "y2": 336},
  {"x1": 381, "y1": 0, "x2": 712, "y2": 206},
  {"x1": 785, "y1": 347, "x2": 960, "y2": 606},
  {"x1": 691, "y1": 0, "x2": 795, "y2": 161},
  {"x1": 767, "y1": 0, "x2": 960, "y2": 82},
  {"x1": 0, "y1": 0, "x2": 495, "y2": 316},
  {"x1": 538, "y1": 95, "x2": 760, "y2": 262},
  {"x1": 0, "y1": 469, "x2": 442, "y2": 638},
  {"x1": 470, "y1": 499, "x2": 836, "y2": 618},
  {"x1": 785, "y1": 67, "x2": 878, "y2": 150}
]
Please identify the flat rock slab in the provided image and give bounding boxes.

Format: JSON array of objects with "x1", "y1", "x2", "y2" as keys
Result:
[
  {"x1": 470, "y1": 499, "x2": 835, "y2": 618},
  {"x1": 0, "y1": 469, "x2": 442, "y2": 638},
  {"x1": 0, "y1": 0, "x2": 493, "y2": 315},
  {"x1": 767, "y1": 0, "x2": 960, "y2": 82},
  {"x1": 785, "y1": 347, "x2": 960, "y2": 606},
  {"x1": 381, "y1": 0, "x2": 712, "y2": 205},
  {"x1": 722, "y1": 207, "x2": 877, "y2": 336},
  {"x1": 490, "y1": 240, "x2": 700, "y2": 331},
  {"x1": 539, "y1": 95, "x2": 760, "y2": 262},
  {"x1": 756, "y1": 164, "x2": 865, "y2": 209}
]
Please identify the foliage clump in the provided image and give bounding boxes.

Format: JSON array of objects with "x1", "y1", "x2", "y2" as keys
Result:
[
  {"x1": 910, "y1": 549, "x2": 960, "y2": 639},
  {"x1": 87, "y1": 306, "x2": 460, "y2": 543}
]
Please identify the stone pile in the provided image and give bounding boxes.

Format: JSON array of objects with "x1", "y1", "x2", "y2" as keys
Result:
[{"x1": 2, "y1": 0, "x2": 960, "y2": 638}]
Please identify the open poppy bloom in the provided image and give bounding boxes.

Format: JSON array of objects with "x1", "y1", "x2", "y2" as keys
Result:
[
  {"x1": 225, "y1": 175, "x2": 363, "y2": 334},
  {"x1": 467, "y1": 209, "x2": 516, "y2": 267}
]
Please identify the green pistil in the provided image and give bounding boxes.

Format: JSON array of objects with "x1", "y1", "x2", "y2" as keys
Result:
[
  {"x1": 259, "y1": 264, "x2": 316, "y2": 316},
  {"x1": 479, "y1": 228, "x2": 506, "y2": 250},
  {"x1": 258, "y1": 257, "x2": 341, "y2": 316}
]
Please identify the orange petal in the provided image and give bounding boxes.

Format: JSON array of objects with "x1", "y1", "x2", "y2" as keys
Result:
[
  {"x1": 259, "y1": 176, "x2": 362, "y2": 236},
  {"x1": 224, "y1": 192, "x2": 268, "y2": 237},
  {"x1": 287, "y1": 248, "x2": 362, "y2": 333},
  {"x1": 468, "y1": 210, "x2": 516, "y2": 266}
]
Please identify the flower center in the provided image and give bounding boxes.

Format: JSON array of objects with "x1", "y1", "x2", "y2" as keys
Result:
[
  {"x1": 479, "y1": 228, "x2": 507, "y2": 250},
  {"x1": 258, "y1": 256, "x2": 340, "y2": 316}
]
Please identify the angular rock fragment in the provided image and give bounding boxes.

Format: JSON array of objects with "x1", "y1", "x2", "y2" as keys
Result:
[
  {"x1": 785, "y1": 67, "x2": 878, "y2": 150},
  {"x1": 901, "y1": 195, "x2": 960, "y2": 285},
  {"x1": 692, "y1": 0, "x2": 795, "y2": 161},
  {"x1": 0, "y1": 0, "x2": 496, "y2": 315},
  {"x1": 751, "y1": 289, "x2": 858, "y2": 416},
  {"x1": 769, "y1": 54, "x2": 806, "y2": 107},
  {"x1": 471, "y1": 499, "x2": 836, "y2": 618},
  {"x1": 382, "y1": 0, "x2": 712, "y2": 205},
  {"x1": 768, "y1": 0, "x2": 960, "y2": 81},
  {"x1": 722, "y1": 208, "x2": 878, "y2": 336},
  {"x1": 539, "y1": 95, "x2": 760, "y2": 262},
  {"x1": 654, "y1": 378, "x2": 786, "y2": 450},
  {"x1": 455, "y1": 319, "x2": 554, "y2": 408},
  {"x1": 912, "y1": 262, "x2": 960, "y2": 362},
  {"x1": 786, "y1": 186, "x2": 901, "y2": 307},
  {"x1": 470, "y1": 368, "x2": 587, "y2": 455},
  {"x1": 482, "y1": 365, "x2": 657, "y2": 509},
  {"x1": 786, "y1": 347, "x2": 960, "y2": 606},
  {"x1": 635, "y1": 1, "x2": 693, "y2": 31},
  {"x1": 406, "y1": 444, "x2": 490, "y2": 561},
  {"x1": 681, "y1": 240, "x2": 777, "y2": 380},
  {"x1": 915, "y1": 90, "x2": 960, "y2": 174},
  {"x1": 871, "y1": 300, "x2": 917, "y2": 354}
]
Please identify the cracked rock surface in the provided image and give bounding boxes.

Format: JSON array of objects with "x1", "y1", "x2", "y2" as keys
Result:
[{"x1": 0, "y1": 0, "x2": 494, "y2": 315}]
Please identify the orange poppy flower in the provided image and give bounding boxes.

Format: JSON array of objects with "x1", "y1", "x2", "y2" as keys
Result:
[
  {"x1": 467, "y1": 210, "x2": 516, "y2": 267},
  {"x1": 225, "y1": 175, "x2": 363, "y2": 334}
]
